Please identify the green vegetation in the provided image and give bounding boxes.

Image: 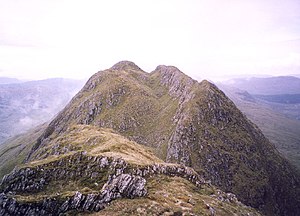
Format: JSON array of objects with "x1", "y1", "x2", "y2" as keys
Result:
[
  {"x1": 30, "y1": 124, "x2": 163, "y2": 166},
  {"x1": 243, "y1": 104, "x2": 300, "y2": 169},
  {"x1": 30, "y1": 66, "x2": 182, "y2": 162}
]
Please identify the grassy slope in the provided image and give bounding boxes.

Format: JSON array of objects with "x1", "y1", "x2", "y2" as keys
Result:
[
  {"x1": 0, "y1": 124, "x2": 46, "y2": 179},
  {"x1": 29, "y1": 124, "x2": 163, "y2": 166},
  {"x1": 239, "y1": 103, "x2": 300, "y2": 169},
  {"x1": 29, "y1": 67, "x2": 180, "y2": 162}
]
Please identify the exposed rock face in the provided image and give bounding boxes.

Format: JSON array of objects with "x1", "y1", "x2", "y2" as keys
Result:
[
  {"x1": 9, "y1": 61, "x2": 300, "y2": 215},
  {"x1": 0, "y1": 151, "x2": 207, "y2": 215},
  {"x1": 154, "y1": 65, "x2": 196, "y2": 98},
  {"x1": 1, "y1": 152, "x2": 205, "y2": 194},
  {"x1": 0, "y1": 174, "x2": 146, "y2": 216}
]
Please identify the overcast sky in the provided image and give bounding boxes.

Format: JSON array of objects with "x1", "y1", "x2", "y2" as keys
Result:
[{"x1": 0, "y1": 0, "x2": 300, "y2": 80}]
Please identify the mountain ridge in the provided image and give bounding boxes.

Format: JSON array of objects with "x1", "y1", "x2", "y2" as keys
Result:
[{"x1": 1, "y1": 61, "x2": 299, "y2": 215}]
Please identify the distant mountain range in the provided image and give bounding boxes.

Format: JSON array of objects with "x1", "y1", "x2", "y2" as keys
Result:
[
  {"x1": 0, "y1": 78, "x2": 85, "y2": 143},
  {"x1": 223, "y1": 76, "x2": 300, "y2": 95},
  {"x1": 0, "y1": 77, "x2": 23, "y2": 84},
  {"x1": 222, "y1": 76, "x2": 300, "y2": 121}
]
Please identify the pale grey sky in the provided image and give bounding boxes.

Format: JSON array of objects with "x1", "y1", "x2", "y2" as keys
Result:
[{"x1": 0, "y1": 0, "x2": 300, "y2": 80}]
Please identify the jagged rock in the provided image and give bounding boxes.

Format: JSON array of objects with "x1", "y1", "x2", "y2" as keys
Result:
[
  {"x1": 0, "y1": 172, "x2": 147, "y2": 215},
  {"x1": 0, "y1": 173, "x2": 146, "y2": 215},
  {"x1": 1, "y1": 152, "x2": 205, "y2": 195},
  {"x1": 101, "y1": 174, "x2": 147, "y2": 199},
  {"x1": 155, "y1": 65, "x2": 196, "y2": 98},
  {"x1": 0, "y1": 152, "x2": 208, "y2": 215}
]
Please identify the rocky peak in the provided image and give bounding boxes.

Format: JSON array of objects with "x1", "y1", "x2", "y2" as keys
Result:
[
  {"x1": 200, "y1": 79, "x2": 216, "y2": 89},
  {"x1": 110, "y1": 60, "x2": 143, "y2": 72},
  {"x1": 152, "y1": 65, "x2": 196, "y2": 98},
  {"x1": 155, "y1": 64, "x2": 182, "y2": 73},
  {"x1": 153, "y1": 65, "x2": 187, "y2": 84},
  {"x1": 79, "y1": 61, "x2": 146, "y2": 92}
]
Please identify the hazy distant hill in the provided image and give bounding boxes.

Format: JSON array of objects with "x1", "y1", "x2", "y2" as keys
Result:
[
  {"x1": 223, "y1": 76, "x2": 300, "y2": 120},
  {"x1": 0, "y1": 77, "x2": 23, "y2": 84},
  {"x1": 0, "y1": 78, "x2": 84, "y2": 143},
  {"x1": 225, "y1": 76, "x2": 300, "y2": 95}
]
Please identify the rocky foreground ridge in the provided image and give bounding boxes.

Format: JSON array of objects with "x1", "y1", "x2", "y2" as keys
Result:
[
  {"x1": 0, "y1": 152, "x2": 199, "y2": 215},
  {"x1": 0, "y1": 125, "x2": 260, "y2": 215},
  {"x1": 0, "y1": 61, "x2": 299, "y2": 215}
]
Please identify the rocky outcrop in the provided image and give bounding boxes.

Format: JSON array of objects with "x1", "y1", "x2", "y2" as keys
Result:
[
  {"x1": 0, "y1": 174, "x2": 146, "y2": 216},
  {"x1": 154, "y1": 65, "x2": 196, "y2": 98},
  {"x1": 2, "y1": 152, "x2": 205, "y2": 193},
  {"x1": 0, "y1": 152, "x2": 206, "y2": 215}
]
